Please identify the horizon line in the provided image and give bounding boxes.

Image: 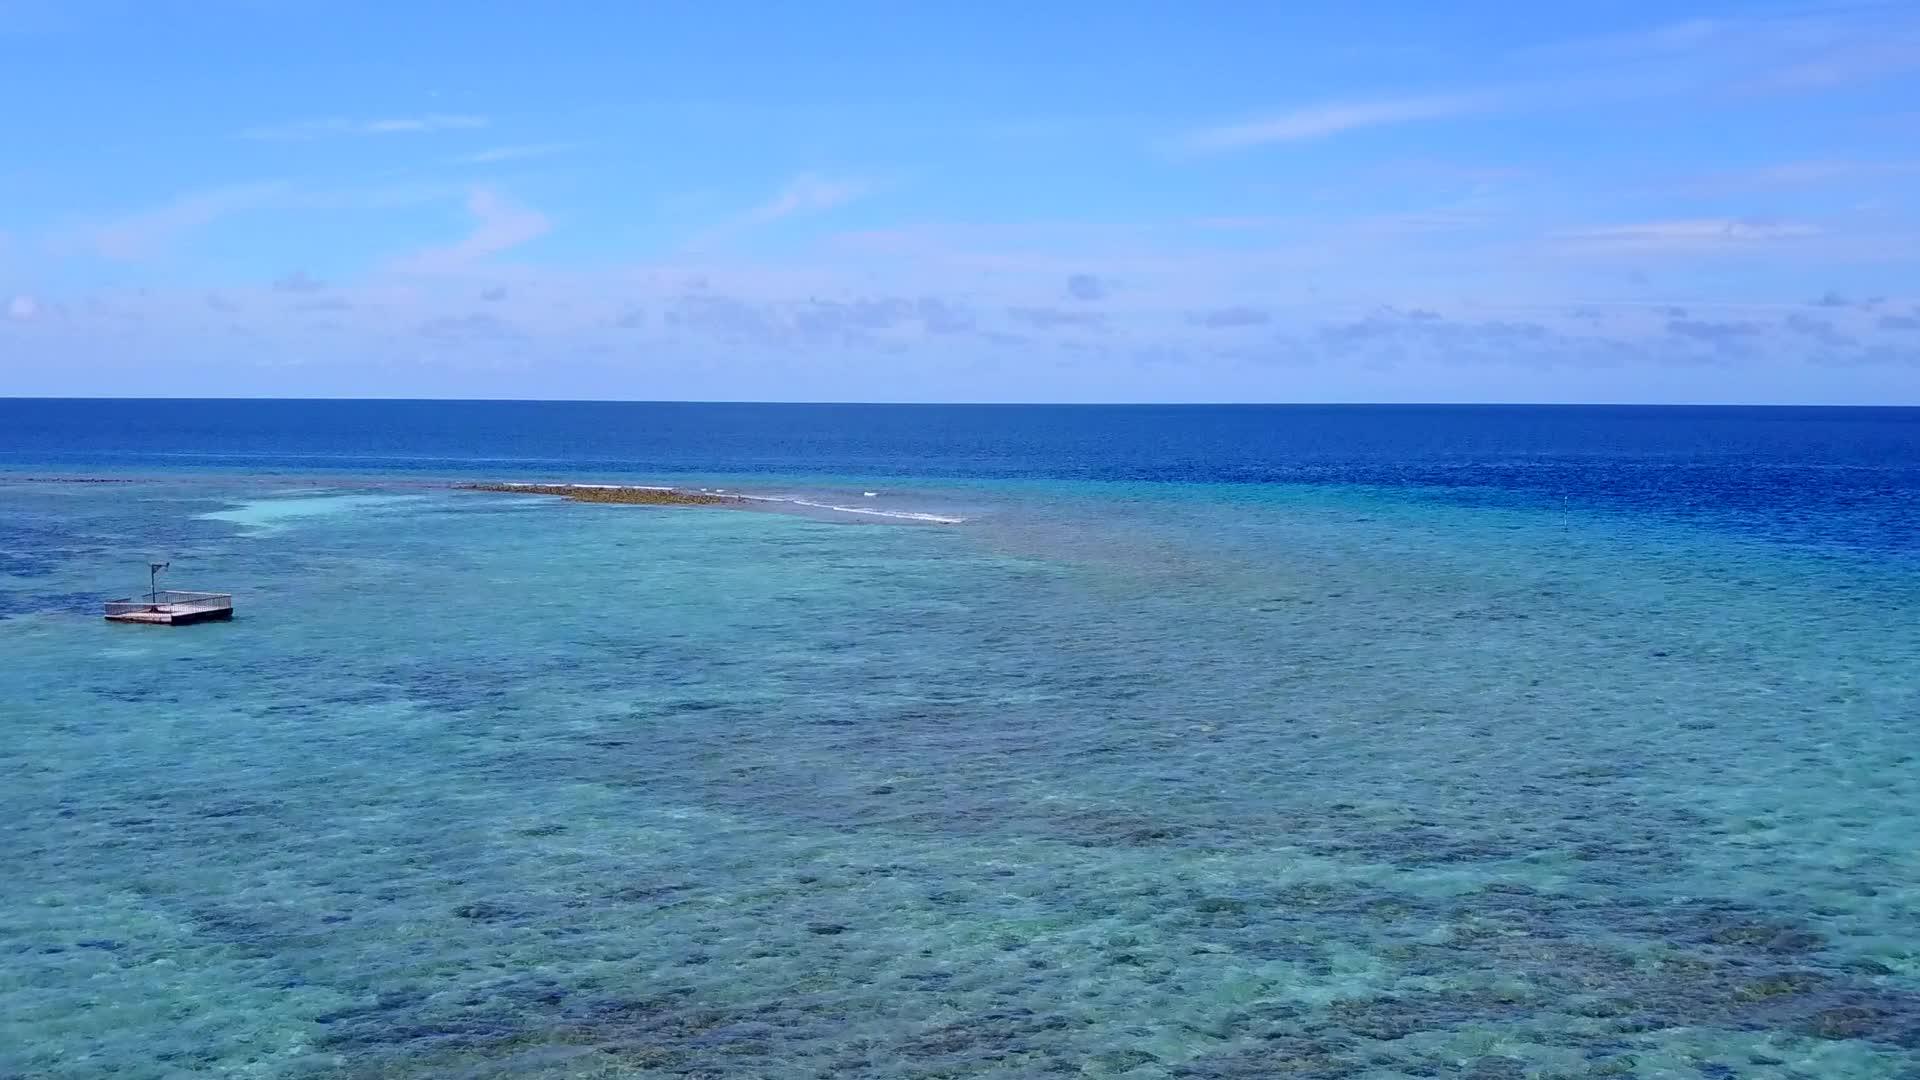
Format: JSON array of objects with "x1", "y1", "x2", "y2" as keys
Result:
[{"x1": 2, "y1": 396, "x2": 1917, "y2": 409}]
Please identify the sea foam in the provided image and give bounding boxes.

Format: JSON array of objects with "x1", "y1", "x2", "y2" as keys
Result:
[{"x1": 743, "y1": 494, "x2": 966, "y2": 524}]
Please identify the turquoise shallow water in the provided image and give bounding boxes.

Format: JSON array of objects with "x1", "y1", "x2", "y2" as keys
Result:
[{"x1": 3, "y1": 472, "x2": 1919, "y2": 1079}]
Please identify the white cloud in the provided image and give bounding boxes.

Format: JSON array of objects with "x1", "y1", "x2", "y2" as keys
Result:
[
  {"x1": 1642, "y1": 18, "x2": 1724, "y2": 51},
  {"x1": 1553, "y1": 218, "x2": 1821, "y2": 253},
  {"x1": 7, "y1": 294, "x2": 37, "y2": 321},
  {"x1": 456, "y1": 143, "x2": 575, "y2": 165},
  {"x1": 63, "y1": 183, "x2": 287, "y2": 260},
  {"x1": 272, "y1": 270, "x2": 326, "y2": 293},
  {"x1": 1177, "y1": 95, "x2": 1484, "y2": 151},
  {"x1": 1750, "y1": 39, "x2": 1920, "y2": 92},
  {"x1": 242, "y1": 114, "x2": 489, "y2": 141},
  {"x1": 1544, "y1": 8, "x2": 1920, "y2": 96},
  {"x1": 1526, "y1": 16, "x2": 1728, "y2": 61},
  {"x1": 1683, "y1": 159, "x2": 1920, "y2": 192},
  {"x1": 739, "y1": 174, "x2": 871, "y2": 227},
  {"x1": 684, "y1": 174, "x2": 873, "y2": 251},
  {"x1": 389, "y1": 188, "x2": 551, "y2": 274},
  {"x1": 54, "y1": 181, "x2": 466, "y2": 263}
]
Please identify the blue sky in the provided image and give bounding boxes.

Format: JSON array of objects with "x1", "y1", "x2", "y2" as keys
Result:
[{"x1": 3, "y1": 1, "x2": 1919, "y2": 402}]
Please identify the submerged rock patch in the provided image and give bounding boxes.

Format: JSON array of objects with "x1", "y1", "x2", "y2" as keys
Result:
[{"x1": 459, "y1": 482, "x2": 746, "y2": 508}]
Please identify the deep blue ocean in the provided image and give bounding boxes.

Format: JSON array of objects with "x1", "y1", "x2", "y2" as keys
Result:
[
  {"x1": 6, "y1": 399, "x2": 1919, "y2": 557},
  {"x1": 3, "y1": 400, "x2": 1918, "y2": 1079}
]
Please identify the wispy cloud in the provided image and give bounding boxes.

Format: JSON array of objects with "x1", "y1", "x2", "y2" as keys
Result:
[
  {"x1": 1008, "y1": 305, "x2": 1105, "y2": 330},
  {"x1": 739, "y1": 173, "x2": 871, "y2": 227},
  {"x1": 418, "y1": 312, "x2": 523, "y2": 344},
  {"x1": 272, "y1": 270, "x2": 326, "y2": 293},
  {"x1": 1177, "y1": 95, "x2": 1484, "y2": 151},
  {"x1": 62, "y1": 182, "x2": 287, "y2": 260},
  {"x1": 1175, "y1": 9, "x2": 1920, "y2": 161},
  {"x1": 685, "y1": 174, "x2": 873, "y2": 250},
  {"x1": 55, "y1": 181, "x2": 461, "y2": 261},
  {"x1": 1066, "y1": 273, "x2": 1107, "y2": 302},
  {"x1": 1550, "y1": 7, "x2": 1920, "y2": 94},
  {"x1": 1553, "y1": 218, "x2": 1820, "y2": 254},
  {"x1": 1746, "y1": 39, "x2": 1920, "y2": 93},
  {"x1": 1525, "y1": 16, "x2": 1729, "y2": 62},
  {"x1": 389, "y1": 188, "x2": 551, "y2": 273},
  {"x1": 1189, "y1": 306, "x2": 1271, "y2": 329},
  {"x1": 456, "y1": 142, "x2": 576, "y2": 165},
  {"x1": 1783, "y1": 312, "x2": 1854, "y2": 346},
  {"x1": 242, "y1": 114, "x2": 489, "y2": 141},
  {"x1": 1682, "y1": 159, "x2": 1920, "y2": 192}
]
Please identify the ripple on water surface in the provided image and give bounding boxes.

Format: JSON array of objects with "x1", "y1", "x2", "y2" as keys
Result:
[{"x1": 1, "y1": 479, "x2": 1917, "y2": 1079}]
